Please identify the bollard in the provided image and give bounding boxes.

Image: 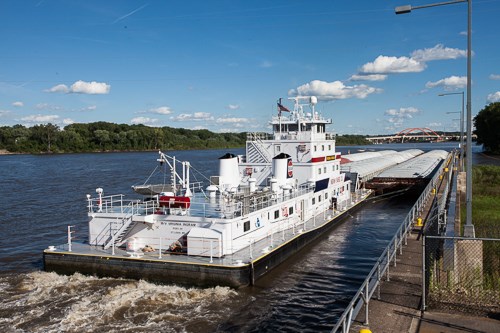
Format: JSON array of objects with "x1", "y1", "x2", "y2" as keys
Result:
[
  {"x1": 432, "y1": 188, "x2": 436, "y2": 195},
  {"x1": 359, "y1": 329, "x2": 372, "y2": 333},
  {"x1": 416, "y1": 217, "x2": 423, "y2": 227}
]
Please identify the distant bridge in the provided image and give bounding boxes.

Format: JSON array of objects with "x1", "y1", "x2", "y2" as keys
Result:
[{"x1": 367, "y1": 127, "x2": 444, "y2": 144}]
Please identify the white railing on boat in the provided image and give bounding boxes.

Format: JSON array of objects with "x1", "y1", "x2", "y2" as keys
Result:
[{"x1": 88, "y1": 183, "x2": 322, "y2": 220}]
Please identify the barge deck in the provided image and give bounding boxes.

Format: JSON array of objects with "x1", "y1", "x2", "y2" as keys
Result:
[{"x1": 44, "y1": 190, "x2": 371, "y2": 288}]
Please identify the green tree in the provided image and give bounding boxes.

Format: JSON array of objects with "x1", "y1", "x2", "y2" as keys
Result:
[
  {"x1": 474, "y1": 102, "x2": 500, "y2": 154},
  {"x1": 30, "y1": 123, "x2": 59, "y2": 152},
  {"x1": 94, "y1": 129, "x2": 111, "y2": 150}
]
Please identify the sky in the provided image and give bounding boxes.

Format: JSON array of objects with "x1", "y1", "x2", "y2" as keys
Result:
[{"x1": 0, "y1": 0, "x2": 499, "y2": 135}]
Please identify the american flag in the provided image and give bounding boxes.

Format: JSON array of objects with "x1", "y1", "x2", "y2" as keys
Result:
[{"x1": 277, "y1": 99, "x2": 290, "y2": 112}]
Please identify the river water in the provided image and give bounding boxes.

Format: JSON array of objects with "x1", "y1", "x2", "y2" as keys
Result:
[{"x1": 0, "y1": 143, "x2": 481, "y2": 332}]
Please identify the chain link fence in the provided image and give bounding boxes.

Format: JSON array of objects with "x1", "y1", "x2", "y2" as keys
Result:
[{"x1": 424, "y1": 235, "x2": 500, "y2": 316}]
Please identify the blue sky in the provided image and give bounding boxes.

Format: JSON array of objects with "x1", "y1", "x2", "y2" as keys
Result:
[{"x1": 1, "y1": 0, "x2": 499, "y2": 135}]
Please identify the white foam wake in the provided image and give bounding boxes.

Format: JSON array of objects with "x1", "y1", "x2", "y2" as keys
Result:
[{"x1": 0, "y1": 271, "x2": 240, "y2": 333}]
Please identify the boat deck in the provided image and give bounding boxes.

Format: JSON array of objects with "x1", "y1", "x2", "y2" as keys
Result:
[{"x1": 44, "y1": 190, "x2": 371, "y2": 287}]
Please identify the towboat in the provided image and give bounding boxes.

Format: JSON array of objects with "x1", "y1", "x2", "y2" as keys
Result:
[{"x1": 44, "y1": 96, "x2": 371, "y2": 287}]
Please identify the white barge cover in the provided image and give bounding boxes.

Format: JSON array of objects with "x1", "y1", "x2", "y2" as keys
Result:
[
  {"x1": 340, "y1": 150, "x2": 397, "y2": 164},
  {"x1": 375, "y1": 150, "x2": 449, "y2": 180},
  {"x1": 341, "y1": 149, "x2": 423, "y2": 190}
]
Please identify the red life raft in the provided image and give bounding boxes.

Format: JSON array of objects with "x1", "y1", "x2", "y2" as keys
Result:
[{"x1": 159, "y1": 196, "x2": 191, "y2": 209}]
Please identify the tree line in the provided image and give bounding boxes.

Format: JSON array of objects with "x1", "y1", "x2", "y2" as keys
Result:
[
  {"x1": 0, "y1": 122, "x2": 372, "y2": 154},
  {"x1": 474, "y1": 102, "x2": 500, "y2": 154},
  {"x1": 0, "y1": 122, "x2": 247, "y2": 153}
]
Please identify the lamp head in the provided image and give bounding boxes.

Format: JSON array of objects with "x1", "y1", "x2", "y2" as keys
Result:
[{"x1": 395, "y1": 5, "x2": 412, "y2": 14}]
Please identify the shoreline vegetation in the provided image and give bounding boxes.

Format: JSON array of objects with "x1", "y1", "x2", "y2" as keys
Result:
[
  {"x1": 464, "y1": 165, "x2": 500, "y2": 238},
  {"x1": 0, "y1": 122, "x2": 371, "y2": 155}
]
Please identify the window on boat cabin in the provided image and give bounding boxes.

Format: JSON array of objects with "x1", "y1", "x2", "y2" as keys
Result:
[
  {"x1": 244, "y1": 221, "x2": 250, "y2": 232},
  {"x1": 318, "y1": 168, "x2": 322, "y2": 175},
  {"x1": 268, "y1": 212, "x2": 270, "y2": 220},
  {"x1": 324, "y1": 166, "x2": 327, "y2": 173},
  {"x1": 322, "y1": 145, "x2": 325, "y2": 151},
  {"x1": 276, "y1": 145, "x2": 281, "y2": 152},
  {"x1": 289, "y1": 206, "x2": 294, "y2": 215},
  {"x1": 319, "y1": 195, "x2": 322, "y2": 202},
  {"x1": 274, "y1": 210, "x2": 280, "y2": 219},
  {"x1": 314, "y1": 145, "x2": 317, "y2": 152},
  {"x1": 346, "y1": 184, "x2": 349, "y2": 191},
  {"x1": 312, "y1": 197, "x2": 316, "y2": 205},
  {"x1": 325, "y1": 193, "x2": 329, "y2": 200},
  {"x1": 328, "y1": 144, "x2": 331, "y2": 151}
]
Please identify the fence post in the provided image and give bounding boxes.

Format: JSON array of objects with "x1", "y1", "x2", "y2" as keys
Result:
[
  {"x1": 377, "y1": 264, "x2": 381, "y2": 299},
  {"x1": 364, "y1": 282, "x2": 369, "y2": 325},
  {"x1": 422, "y1": 235, "x2": 426, "y2": 312},
  {"x1": 393, "y1": 238, "x2": 397, "y2": 267},
  {"x1": 399, "y1": 229, "x2": 403, "y2": 255},
  {"x1": 386, "y1": 250, "x2": 390, "y2": 282}
]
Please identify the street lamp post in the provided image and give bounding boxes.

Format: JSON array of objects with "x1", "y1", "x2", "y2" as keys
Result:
[
  {"x1": 395, "y1": 0, "x2": 474, "y2": 237},
  {"x1": 440, "y1": 91, "x2": 465, "y2": 170}
]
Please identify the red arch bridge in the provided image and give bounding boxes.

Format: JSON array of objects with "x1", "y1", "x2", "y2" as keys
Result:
[{"x1": 366, "y1": 127, "x2": 447, "y2": 144}]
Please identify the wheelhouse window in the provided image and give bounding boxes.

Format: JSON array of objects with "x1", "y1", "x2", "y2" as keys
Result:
[
  {"x1": 312, "y1": 197, "x2": 316, "y2": 205},
  {"x1": 289, "y1": 206, "x2": 294, "y2": 215},
  {"x1": 274, "y1": 210, "x2": 280, "y2": 219}
]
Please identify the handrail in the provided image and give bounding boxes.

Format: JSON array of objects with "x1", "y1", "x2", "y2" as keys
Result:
[{"x1": 331, "y1": 152, "x2": 449, "y2": 332}]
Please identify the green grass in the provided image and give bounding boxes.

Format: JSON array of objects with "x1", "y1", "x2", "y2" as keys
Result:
[
  {"x1": 463, "y1": 165, "x2": 500, "y2": 291},
  {"x1": 460, "y1": 165, "x2": 500, "y2": 238}
]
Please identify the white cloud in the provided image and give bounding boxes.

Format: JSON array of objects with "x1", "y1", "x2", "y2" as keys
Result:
[
  {"x1": 70, "y1": 80, "x2": 110, "y2": 94},
  {"x1": 170, "y1": 112, "x2": 213, "y2": 122},
  {"x1": 349, "y1": 74, "x2": 387, "y2": 81},
  {"x1": 411, "y1": 44, "x2": 467, "y2": 62},
  {"x1": 81, "y1": 105, "x2": 97, "y2": 111},
  {"x1": 227, "y1": 104, "x2": 240, "y2": 110},
  {"x1": 21, "y1": 114, "x2": 60, "y2": 123},
  {"x1": 216, "y1": 117, "x2": 249, "y2": 123},
  {"x1": 46, "y1": 84, "x2": 70, "y2": 93},
  {"x1": 46, "y1": 80, "x2": 110, "y2": 94},
  {"x1": 487, "y1": 91, "x2": 500, "y2": 103},
  {"x1": 425, "y1": 76, "x2": 466, "y2": 90},
  {"x1": 12, "y1": 101, "x2": 24, "y2": 107},
  {"x1": 384, "y1": 107, "x2": 420, "y2": 128},
  {"x1": 288, "y1": 80, "x2": 381, "y2": 100},
  {"x1": 360, "y1": 55, "x2": 425, "y2": 74},
  {"x1": 62, "y1": 118, "x2": 75, "y2": 125},
  {"x1": 36, "y1": 103, "x2": 63, "y2": 111},
  {"x1": 428, "y1": 122, "x2": 442, "y2": 127},
  {"x1": 191, "y1": 125, "x2": 208, "y2": 130},
  {"x1": 149, "y1": 106, "x2": 172, "y2": 115},
  {"x1": 459, "y1": 31, "x2": 468, "y2": 36},
  {"x1": 217, "y1": 128, "x2": 239, "y2": 133},
  {"x1": 130, "y1": 116, "x2": 159, "y2": 125},
  {"x1": 489, "y1": 74, "x2": 500, "y2": 80},
  {"x1": 260, "y1": 60, "x2": 273, "y2": 68},
  {"x1": 0, "y1": 110, "x2": 11, "y2": 117}
]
